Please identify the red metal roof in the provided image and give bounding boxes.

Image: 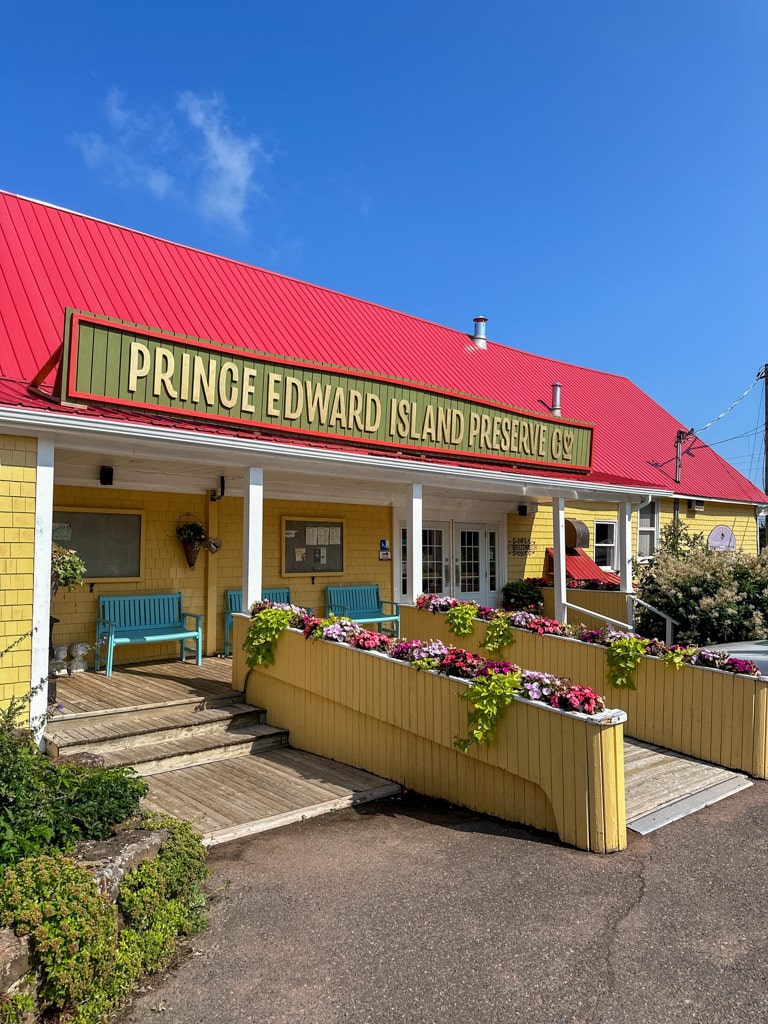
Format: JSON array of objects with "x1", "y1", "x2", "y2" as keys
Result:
[
  {"x1": 0, "y1": 190, "x2": 764, "y2": 503},
  {"x1": 545, "y1": 548, "x2": 622, "y2": 586}
]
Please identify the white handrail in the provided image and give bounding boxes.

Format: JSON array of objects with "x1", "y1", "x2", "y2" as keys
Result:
[
  {"x1": 563, "y1": 595, "x2": 679, "y2": 646},
  {"x1": 563, "y1": 601, "x2": 632, "y2": 632},
  {"x1": 626, "y1": 595, "x2": 679, "y2": 646}
]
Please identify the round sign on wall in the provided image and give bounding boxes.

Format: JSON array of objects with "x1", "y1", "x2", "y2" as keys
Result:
[{"x1": 707, "y1": 525, "x2": 736, "y2": 552}]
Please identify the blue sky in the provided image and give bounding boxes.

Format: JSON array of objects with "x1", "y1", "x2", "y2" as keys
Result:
[{"x1": 3, "y1": 1, "x2": 766, "y2": 487}]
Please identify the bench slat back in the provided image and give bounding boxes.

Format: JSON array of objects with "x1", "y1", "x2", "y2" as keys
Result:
[
  {"x1": 263, "y1": 587, "x2": 292, "y2": 605},
  {"x1": 225, "y1": 589, "x2": 242, "y2": 614},
  {"x1": 99, "y1": 593, "x2": 183, "y2": 629},
  {"x1": 326, "y1": 585, "x2": 381, "y2": 615}
]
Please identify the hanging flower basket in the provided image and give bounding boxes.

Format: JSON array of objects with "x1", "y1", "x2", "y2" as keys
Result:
[{"x1": 176, "y1": 515, "x2": 207, "y2": 570}]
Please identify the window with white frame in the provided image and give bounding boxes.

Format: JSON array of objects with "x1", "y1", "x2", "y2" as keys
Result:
[
  {"x1": 637, "y1": 500, "x2": 658, "y2": 559},
  {"x1": 594, "y1": 521, "x2": 617, "y2": 569}
]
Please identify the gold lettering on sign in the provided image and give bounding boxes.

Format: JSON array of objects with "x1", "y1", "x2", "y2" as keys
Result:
[
  {"x1": 348, "y1": 389, "x2": 364, "y2": 431},
  {"x1": 153, "y1": 346, "x2": 177, "y2": 400},
  {"x1": 219, "y1": 361, "x2": 239, "y2": 409},
  {"x1": 329, "y1": 387, "x2": 347, "y2": 429},
  {"x1": 180, "y1": 352, "x2": 191, "y2": 401},
  {"x1": 192, "y1": 355, "x2": 216, "y2": 406},
  {"x1": 266, "y1": 373, "x2": 282, "y2": 417},
  {"x1": 365, "y1": 393, "x2": 381, "y2": 432},
  {"x1": 242, "y1": 367, "x2": 258, "y2": 413},
  {"x1": 284, "y1": 376, "x2": 303, "y2": 421},
  {"x1": 128, "y1": 341, "x2": 151, "y2": 392},
  {"x1": 306, "y1": 381, "x2": 332, "y2": 424}
]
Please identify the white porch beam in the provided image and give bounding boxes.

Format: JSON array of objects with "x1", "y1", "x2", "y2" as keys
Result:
[
  {"x1": 405, "y1": 483, "x2": 423, "y2": 605},
  {"x1": 31, "y1": 437, "x2": 54, "y2": 743},
  {"x1": 242, "y1": 467, "x2": 263, "y2": 611},
  {"x1": 552, "y1": 497, "x2": 567, "y2": 623}
]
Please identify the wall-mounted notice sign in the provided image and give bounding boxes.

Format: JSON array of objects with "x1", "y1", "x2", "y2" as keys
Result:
[{"x1": 283, "y1": 519, "x2": 344, "y2": 575}]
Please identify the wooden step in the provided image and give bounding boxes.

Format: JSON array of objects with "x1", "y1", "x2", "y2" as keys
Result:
[
  {"x1": 51, "y1": 691, "x2": 238, "y2": 722},
  {"x1": 45, "y1": 701, "x2": 267, "y2": 757},
  {"x1": 99, "y1": 722, "x2": 289, "y2": 775}
]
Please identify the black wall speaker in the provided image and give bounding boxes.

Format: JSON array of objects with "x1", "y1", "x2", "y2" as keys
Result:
[{"x1": 99, "y1": 466, "x2": 113, "y2": 486}]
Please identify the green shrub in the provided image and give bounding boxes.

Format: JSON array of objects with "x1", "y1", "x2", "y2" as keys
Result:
[
  {"x1": 0, "y1": 854, "x2": 117, "y2": 1010},
  {"x1": 0, "y1": 816, "x2": 208, "y2": 1023},
  {"x1": 0, "y1": 693, "x2": 148, "y2": 867},
  {"x1": 636, "y1": 523, "x2": 768, "y2": 645},
  {"x1": 501, "y1": 578, "x2": 544, "y2": 611}
]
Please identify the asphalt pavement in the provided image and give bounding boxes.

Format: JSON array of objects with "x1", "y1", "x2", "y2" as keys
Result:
[{"x1": 117, "y1": 782, "x2": 768, "y2": 1024}]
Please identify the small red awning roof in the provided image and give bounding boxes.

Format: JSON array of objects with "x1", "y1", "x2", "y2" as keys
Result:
[{"x1": 545, "y1": 548, "x2": 621, "y2": 586}]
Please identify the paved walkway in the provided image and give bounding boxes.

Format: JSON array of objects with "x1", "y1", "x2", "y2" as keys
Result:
[{"x1": 117, "y1": 779, "x2": 768, "y2": 1024}]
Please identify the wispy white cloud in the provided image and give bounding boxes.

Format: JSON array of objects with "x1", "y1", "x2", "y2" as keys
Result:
[
  {"x1": 177, "y1": 91, "x2": 267, "y2": 232},
  {"x1": 71, "y1": 88, "x2": 268, "y2": 231}
]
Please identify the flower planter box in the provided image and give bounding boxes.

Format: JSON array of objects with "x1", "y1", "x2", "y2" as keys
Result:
[
  {"x1": 400, "y1": 606, "x2": 768, "y2": 778},
  {"x1": 232, "y1": 616, "x2": 627, "y2": 853}
]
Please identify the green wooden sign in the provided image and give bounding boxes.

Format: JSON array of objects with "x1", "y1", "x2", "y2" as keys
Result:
[{"x1": 61, "y1": 311, "x2": 594, "y2": 471}]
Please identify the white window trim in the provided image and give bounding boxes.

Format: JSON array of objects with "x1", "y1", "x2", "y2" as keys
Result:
[
  {"x1": 593, "y1": 520, "x2": 618, "y2": 570},
  {"x1": 636, "y1": 500, "x2": 659, "y2": 562}
]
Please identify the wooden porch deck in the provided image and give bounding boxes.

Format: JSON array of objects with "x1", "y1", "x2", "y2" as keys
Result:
[
  {"x1": 52, "y1": 658, "x2": 237, "y2": 717},
  {"x1": 50, "y1": 660, "x2": 752, "y2": 843}
]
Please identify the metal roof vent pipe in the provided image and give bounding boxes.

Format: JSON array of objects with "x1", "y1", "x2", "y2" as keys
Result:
[
  {"x1": 472, "y1": 316, "x2": 488, "y2": 349},
  {"x1": 551, "y1": 382, "x2": 562, "y2": 418}
]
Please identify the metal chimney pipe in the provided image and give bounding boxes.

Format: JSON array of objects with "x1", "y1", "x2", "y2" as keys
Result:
[
  {"x1": 551, "y1": 382, "x2": 562, "y2": 417},
  {"x1": 472, "y1": 317, "x2": 488, "y2": 349}
]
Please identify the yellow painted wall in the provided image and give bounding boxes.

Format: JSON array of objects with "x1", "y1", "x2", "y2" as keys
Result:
[
  {"x1": 400, "y1": 605, "x2": 768, "y2": 778},
  {"x1": 0, "y1": 435, "x2": 37, "y2": 711},
  {"x1": 51, "y1": 487, "x2": 394, "y2": 663},
  {"x1": 233, "y1": 617, "x2": 627, "y2": 853},
  {"x1": 505, "y1": 498, "x2": 759, "y2": 584}
]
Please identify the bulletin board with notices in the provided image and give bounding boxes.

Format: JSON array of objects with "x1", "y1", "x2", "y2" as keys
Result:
[{"x1": 282, "y1": 519, "x2": 344, "y2": 575}]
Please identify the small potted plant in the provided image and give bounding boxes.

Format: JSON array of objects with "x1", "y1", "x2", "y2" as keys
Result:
[{"x1": 50, "y1": 544, "x2": 87, "y2": 602}]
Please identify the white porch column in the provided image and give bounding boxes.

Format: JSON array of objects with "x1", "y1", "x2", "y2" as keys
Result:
[
  {"x1": 552, "y1": 496, "x2": 567, "y2": 623},
  {"x1": 31, "y1": 437, "x2": 54, "y2": 742},
  {"x1": 242, "y1": 467, "x2": 263, "y2": 611},
  {"x1": 405, "y1": 483, "x2": 423, "y2": 605},
  {"x1": 617, "y1": 500, "x2": 634, "y2": 628}
]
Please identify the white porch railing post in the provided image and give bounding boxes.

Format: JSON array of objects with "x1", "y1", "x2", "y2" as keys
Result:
[
  {"x1": 242, "y1": 467, "x2": 263, "y2": 612},
  {"x1": 406, "y1": 483, "x2": 423, "y2": 605},
  {"x1": 617, "y1": 500, "x2": 634, "y2": 628},
  {"x1": 552, "y1": 496, "x2": 567, "y2": 622}
]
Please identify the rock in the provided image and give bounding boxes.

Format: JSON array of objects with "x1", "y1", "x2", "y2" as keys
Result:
[
  {"x1": 75, "y1": 828, "x2": 169, "y2": 902},
  {"x1": 0, "y1": 928, "x2": 31, "y2": 990},
  {"x1": 56, "y1": 751, "x2": 107, "y2": 768}
]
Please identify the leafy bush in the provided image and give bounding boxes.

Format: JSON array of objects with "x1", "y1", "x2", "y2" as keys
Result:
[
  {"x1": 635, "y1": 523, "x2": 768, "y2": 644},
  {"x1": 501, "y1": 578, "x2": 544, "y2": 611},
  {"x1": 0, "y1": 816, "x2": 208, "y2": 1023},
  {"x1": 0, "y1": 696, "x2": 148, "y2": 867}
]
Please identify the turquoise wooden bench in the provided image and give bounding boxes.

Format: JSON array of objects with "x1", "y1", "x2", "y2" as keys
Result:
[
  {"x1": 94, "y1": 593, "x2": 204, "y2": 676},
  {"x1": 224, "y1": 588, "x2": 304, "y2": 655},
  {"x1": 325, "y1": 584, "x2": 400, "y2": 635}
]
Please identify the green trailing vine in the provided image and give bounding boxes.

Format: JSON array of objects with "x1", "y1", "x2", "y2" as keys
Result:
[
  {"x1": 243, "y1": 606, "x2": 293, "y2": 667},
  {"x1": 605, "y1": 635, "x2": 649, "y2": 689},
  {"x1": 445, "y1": 602, "x2": 478, "y2": 638},
  {"x1": 481, "y1": 613, "x2": 516, "y2": 653},
  {"x1": 660, "y1": 645, "x2": 698, "y2": 670},
  {"x1": 455, "y1": 670, "x2": 523, "y2": 752}
]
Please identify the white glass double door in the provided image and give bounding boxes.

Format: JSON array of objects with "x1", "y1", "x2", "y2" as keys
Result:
[{"x1": 412, "y1": 520, "x2": 500, "y2": 606}]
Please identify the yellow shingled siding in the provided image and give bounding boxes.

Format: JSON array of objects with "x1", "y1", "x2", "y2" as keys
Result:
[
  {"x1": 0, "y1": 435, "x2": 37, "y2": 710},
  {"x1": 51, "y1": 487, "x2": 394, "y2": 662},
  {"x1": 506, "y1": 498, "x2": 759, "y2": 585}
]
